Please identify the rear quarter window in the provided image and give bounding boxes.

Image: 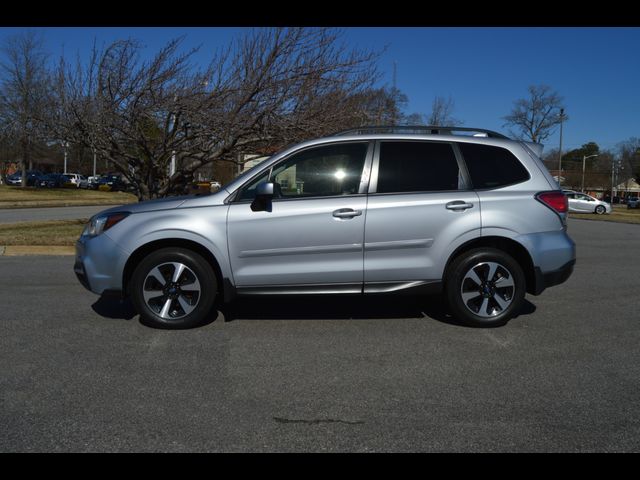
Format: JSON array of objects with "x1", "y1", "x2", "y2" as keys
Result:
[{"x1": 458, "y1": 143, "x2": 530, "y2": 189}]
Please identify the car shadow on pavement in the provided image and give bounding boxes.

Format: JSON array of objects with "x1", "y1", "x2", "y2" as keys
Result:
[
  {"x1": 90, "y1": 291, "x2": 222, "y2": 329},
  {"x1": 219, "y1": 294, "x2": 537, "y2": 327},
  {"x1": 91, "y1": 292, "x2": 137, "y2": 320},
  {"x1": 90, "y1": 291, "x2": 537, "y2": 329}
]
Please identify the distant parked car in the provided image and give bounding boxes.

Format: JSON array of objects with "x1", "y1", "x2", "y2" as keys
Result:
[
  {"x1": 63, "y1": 173, "x2": 85, "y2": 188},
  {"x1": 79, "y1": 175, "x2": 100, "y2": 189},
  {"x1": 626, "y1": 197, "x2": 640, "y2": 209},
  {"x1": 36, "y1": 173, "x2": 66, "y2": 188},
  {"x1": 603, "y1": 195, "x2": 622, "y2": 204},
  {"x1": 97, "y1": 174, "x2": 129, "y2": 192},
  {"x1": 5, "y1": 173, "x2": 21, "y2": 186},
  {"x1": 6, "y1": 170, "x2": 43, "y2": 186},
  {"x1": 563, "y1": 190, "x2": 611, "y2": 215},
  {"x1": 88, "y1": 175, "x2": 101, "y2": 189}
]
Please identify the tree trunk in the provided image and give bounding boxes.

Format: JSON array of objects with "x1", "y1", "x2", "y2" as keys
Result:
[{"x1": 20, "y1": 136, "x2": 28, "y2": 188}]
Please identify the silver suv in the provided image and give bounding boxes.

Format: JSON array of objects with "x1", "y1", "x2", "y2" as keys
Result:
[{"x1": 75, "y1": 126, "x2": 575, "y2": 329}]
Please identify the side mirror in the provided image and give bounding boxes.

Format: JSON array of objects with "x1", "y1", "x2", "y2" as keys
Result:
[{"x1": 250, "y1": 182, "x2": 274, "y2": 212}]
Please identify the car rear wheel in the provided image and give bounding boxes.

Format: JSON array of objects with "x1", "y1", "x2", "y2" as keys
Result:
[
  {"x1": 130, "y1": 248, "x2": 217, "y2": 329},
  {"x1": 445, "y1": 248, "x2": 526, "y2": 328},
  {"x1": 595, "y1": 205, "x2": 606, "y2": 214}
]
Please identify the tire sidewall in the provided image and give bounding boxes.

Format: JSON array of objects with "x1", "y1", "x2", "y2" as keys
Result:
[
  {"x1": 445, "y1": 248, "x2": 526, "y2": 328},
  {"x1": 130, "y1": 248, "x2": 217, "y2": 329}
]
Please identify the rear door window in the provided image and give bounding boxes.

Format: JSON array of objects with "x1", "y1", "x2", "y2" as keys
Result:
[{"x1": 376, "y1": 141, "x2": 463, "y2": 193}]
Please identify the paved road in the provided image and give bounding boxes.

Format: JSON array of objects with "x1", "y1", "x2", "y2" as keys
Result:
[
  {"x1": 0, "y1": 205, "x2": 117, "y2": 224},
  {"x1": 1, "y1": 218, "x2": 639, "y2": 452}
]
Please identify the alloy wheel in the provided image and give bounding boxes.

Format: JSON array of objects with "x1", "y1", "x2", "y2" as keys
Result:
[
  {"x1": 460, "y1": 261, "x2": 515, "y2": 318},
  {"x1": 142, "y1": 262, "x2": 201, "y2": 320}
]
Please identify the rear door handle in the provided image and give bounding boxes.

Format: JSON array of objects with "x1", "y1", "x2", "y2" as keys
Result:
[
  {"x1": 333, "y1": 208, "x2": 362, "y2": 219},
  {"x1": 446, "y1": 201, "x2": 474, "y2": 211}
]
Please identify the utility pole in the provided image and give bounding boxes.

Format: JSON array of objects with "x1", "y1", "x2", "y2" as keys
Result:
[
  {"x1": 557, "y1": 108, "x2": 565, "y2": 186},
  {"x1": 582, "y1": 154, "x2": 598, "y2": 193},
  {"x1": 92, "y1": 147, "x2": 97, "y2": 177}
]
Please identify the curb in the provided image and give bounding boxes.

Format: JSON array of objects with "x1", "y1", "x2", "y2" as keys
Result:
[{"x1": 0, "y1": 245, "x2": 75, "y2": 256}]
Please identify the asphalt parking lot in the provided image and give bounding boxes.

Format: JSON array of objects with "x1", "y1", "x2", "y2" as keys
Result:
[{"x1": 1, "y1": 218, "x2": 639, "y2": 452}]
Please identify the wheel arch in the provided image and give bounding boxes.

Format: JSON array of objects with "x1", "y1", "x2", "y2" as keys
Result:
[
  {"x1": 443, "y1": 236, "x2": 537, "y2": 295},
  {"x1": 122, "y1": 238, "x2": 228, "y2": 301}
]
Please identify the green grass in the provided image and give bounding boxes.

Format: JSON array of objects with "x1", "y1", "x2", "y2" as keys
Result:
[
  {"x1": 0, "y1": 219, "x2": 87, "y2": 246},
  {"x1": 0, "y1": 184, "x2": 138, "y2": 208}
]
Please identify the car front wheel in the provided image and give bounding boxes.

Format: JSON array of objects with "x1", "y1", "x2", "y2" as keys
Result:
[
  {"x1": 130, "y1": 248, "x2": 217, "y2": 329},
  {"x1": 595, "y1": 205, "x2": 606, "y2": 214},
  {"x1": 445, "y1": 248, "x2": 526, "y2": 328}
]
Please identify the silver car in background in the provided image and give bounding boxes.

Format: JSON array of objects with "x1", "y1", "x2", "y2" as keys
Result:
[
  {"x1": 75, "y1": 126, "x2": 576, "y2": 329},
  {"x1": 563, "y1": 190, "x2": 611, "y2": 214}
]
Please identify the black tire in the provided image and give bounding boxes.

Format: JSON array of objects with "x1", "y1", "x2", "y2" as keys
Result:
[
  {"x1": 445, "y1": 248, "x2": 526, "y2": 328},
  {"x1": 595, "y1": 205, "x2": 606, "y2": 214},
  {"x1": 130, "y1": 247, "x2": 217, "y2": 329}
]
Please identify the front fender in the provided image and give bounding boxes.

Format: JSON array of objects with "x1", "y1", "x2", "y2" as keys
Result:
[{"x1": 104, "y1": 205, "x2": 233, "y2": 286}]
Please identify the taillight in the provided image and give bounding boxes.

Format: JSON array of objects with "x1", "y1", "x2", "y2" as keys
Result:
[{"x1": 536, "y1": 191, "x2": 568, "y2": 214}]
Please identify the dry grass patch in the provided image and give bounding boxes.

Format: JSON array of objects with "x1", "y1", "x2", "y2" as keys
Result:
[
  {"x1": 0, "y1": 219, "x2": 86, "y2": 246},
  {"x1": 570, "y1": 206, "x2": 640, "y2": 225},
  {"x1": 0, "y1": 185, "x2": 137, "y2": 208}
]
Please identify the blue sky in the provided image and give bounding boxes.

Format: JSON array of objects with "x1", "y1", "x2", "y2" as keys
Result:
[{"x1": 2, "y1": 26, "x2": 639, "y2": 154}]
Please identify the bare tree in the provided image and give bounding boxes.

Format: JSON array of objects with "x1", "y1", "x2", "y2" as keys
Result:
[
  {"x1": 0, "y1": 30, "x2": 50, "y2": 186},
  {"x1": 618, "y1": 138, "x2": 640, "y2": 182},
  {"x1": 51, "y1": 28, "x2": 382, "y2": 200},
  {"x1": 347, "y1": 86, "x2": 408, "y2": 126},
  {"x1": 427, "y1": 95, "x2": 462, "y2": 126},
  {"x1": 503, "y1": 85, "x2": 566, "y2": 143}
]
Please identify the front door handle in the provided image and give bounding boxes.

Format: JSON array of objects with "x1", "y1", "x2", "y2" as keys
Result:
[
  {"x1": 446, "y1": 201, "x2": 474, "y2": 211},
  {"x1": 333, "y1": 208, "x2": 362, "y2": 219}
]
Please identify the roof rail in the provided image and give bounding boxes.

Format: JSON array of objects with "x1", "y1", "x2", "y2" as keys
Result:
[{"x1": 331, "y1": 125, "x2": 510, "y2": 140}]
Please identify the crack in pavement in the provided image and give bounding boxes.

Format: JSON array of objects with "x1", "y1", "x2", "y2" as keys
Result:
[{"x1": 273, "y1": 417, "x2": 364, "y2": 426}]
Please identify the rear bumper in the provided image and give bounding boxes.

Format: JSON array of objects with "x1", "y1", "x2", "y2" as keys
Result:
[{"x1": 532, "y1": 259, "x2": 575, "y2": 295}]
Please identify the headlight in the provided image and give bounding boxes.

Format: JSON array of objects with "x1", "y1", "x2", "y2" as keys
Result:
[{"x1": 82, "y1": 212, "x2": 130, "y2": 238}]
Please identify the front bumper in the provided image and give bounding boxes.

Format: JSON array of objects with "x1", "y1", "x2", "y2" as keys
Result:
[{"x1": 75, "y1": 233, "x2": 129, "y2": 295}]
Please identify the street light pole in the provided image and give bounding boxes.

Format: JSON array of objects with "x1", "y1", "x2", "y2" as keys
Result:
[
  {"x1": 611, "y1": 157, "x2": 616, "y2": 202},
  {"x1": 62, "y1": 141, "x2": 69, "y2": 174},
  {"x1": 582, "y1": 154, "x2": 598, "y2": 193},
  {"x1": 557, "y1": 108, "x2": 565, "y2": 186}
]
